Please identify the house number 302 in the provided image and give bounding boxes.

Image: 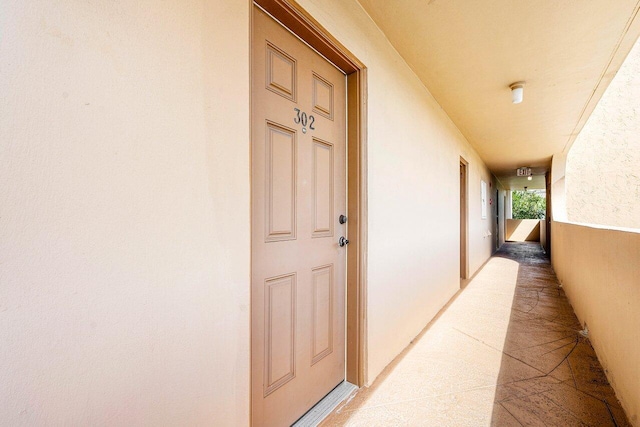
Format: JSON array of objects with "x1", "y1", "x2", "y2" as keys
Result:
[{"x1": 294, "y1": 108, "x2": 315, "y2": 133}]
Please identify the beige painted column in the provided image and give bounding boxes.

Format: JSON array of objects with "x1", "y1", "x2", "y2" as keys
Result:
[{"x1": 551, "y1": 153, "x2": 568, "y2": 222}]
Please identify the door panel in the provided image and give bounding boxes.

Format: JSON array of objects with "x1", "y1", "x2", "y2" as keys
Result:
[
  {"x1": 312, "y1": 139, "x2": 333, "y2": 237},
  {"x1": 265, "y1": 122, "x2": 297, "y2": 242},
  {"x1": 264, "y1": 273, "x2": 296, "y2": 396},
  {"x1": 460, "y1": 161, "x2": 467, "y2": 279},
  {"x1": 311, "y1": 264, "x2": 333, "y2": 364},
  {"x1": 252, "y1": 6, "x2": 347, "y2": 426}
]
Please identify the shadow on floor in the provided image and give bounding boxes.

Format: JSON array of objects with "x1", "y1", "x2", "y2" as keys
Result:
[
  {"x1": 490, "y1": 243, "x2": 629, "y2": 426},
  {"x1": 321, "y1": 242, "x2": 629, "y2": 426}
]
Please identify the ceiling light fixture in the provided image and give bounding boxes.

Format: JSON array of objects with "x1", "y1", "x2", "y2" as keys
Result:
[
  {"x1": 527, "y1": 176, "x2": 533, "y2": 181},
  {"x1": 510, "y1": 81, "x2": 525, "y2": 104}
]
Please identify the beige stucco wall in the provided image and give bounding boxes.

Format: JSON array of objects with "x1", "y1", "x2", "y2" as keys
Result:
[
  {"x1": 295, "y1": 0, "x2": 498, "y2": 383},
  {"x1": 1, "y1": 1, "x2": 251, "y2": 425},
  {"x1": 554, "y1": 36, "x2": 640, "y2": 423},
  {"x1": 1, "y1": 0, "x2": 498, "y2": 424},
  {"x1": 565, "y1": 38, "x2": 640, "y2": 230},
  {"x1": 506, "y1": 219, "x2": 541, "y2": 242},
  {"x1": 551, "y1": 153, "x2": 568, "y2": 222},
  {"x1": 552, "y1": 221, "x2": 640, "y2": 425}
]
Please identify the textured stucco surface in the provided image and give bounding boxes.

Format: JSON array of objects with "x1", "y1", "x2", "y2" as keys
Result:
[
  {"x1": 505, "y1": 219, "x2": 540, "y2": 242},
  {"x1": 0, "y1": 1, "x2": 251, "y2": 425},
  {"x1": 1, "y1": 0, "x2": 501, "y2": 424},
  {"x1": 566, "y1": 39, "x2": 640, "y2": 229}
]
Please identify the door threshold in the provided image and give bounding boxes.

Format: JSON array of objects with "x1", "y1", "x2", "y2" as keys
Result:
[{"x1": 292, "y1": 381, "x2": 358, "y2": 427}]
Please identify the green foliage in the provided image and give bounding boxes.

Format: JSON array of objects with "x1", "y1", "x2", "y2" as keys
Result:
[{"x1": 512, "y1": 190, "x2": 546, "y2": 219}]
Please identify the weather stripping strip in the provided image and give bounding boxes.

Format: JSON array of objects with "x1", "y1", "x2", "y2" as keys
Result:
[{"x1": 292, "y1": 381, "x2": 358, "y2": 427}]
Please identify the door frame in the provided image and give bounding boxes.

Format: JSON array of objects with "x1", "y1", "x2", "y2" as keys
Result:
[
  {"x1": 495, "y1": 189, "x2": 499, "y2": 250},
  {"x1": 251, "y1": 0, "x2": 369, "y2": 393},
  {"x1": 459, "y1": 158, "x2": 468, "y2": 280}
]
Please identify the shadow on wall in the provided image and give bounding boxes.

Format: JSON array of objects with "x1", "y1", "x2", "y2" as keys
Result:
[{"x1": 506, "y1": 219, "x2": 540, "y2": 242}]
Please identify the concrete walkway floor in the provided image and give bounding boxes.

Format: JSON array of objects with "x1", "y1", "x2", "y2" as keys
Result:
[{"x1": 322, "y1": 242, "x2": 630, "y2": 426}]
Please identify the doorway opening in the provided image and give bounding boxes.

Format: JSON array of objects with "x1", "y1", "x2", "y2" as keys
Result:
[
  {"x1": 251, "y1": 1, "x2": 367, "y2": 424},
  {"x1": 459, "y1": 158, "x2": 468, "y2": 280},
  {"x1": 496, "y1": 189, "x2": 500, "y2": 250}
]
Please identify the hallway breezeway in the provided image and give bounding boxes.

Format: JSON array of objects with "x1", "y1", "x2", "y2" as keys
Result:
[{"x1": 322, "y1": 242, "x2": 629, "y2": 426}]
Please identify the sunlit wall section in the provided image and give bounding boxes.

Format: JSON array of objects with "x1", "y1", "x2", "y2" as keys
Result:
[{"x1": 565, "y1": 38, "x2": 640, "y2": 229}]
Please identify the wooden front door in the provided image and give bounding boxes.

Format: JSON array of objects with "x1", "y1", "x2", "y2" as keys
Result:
[{"x1": 251, "y1": 5, "x2": 347, "y2": 426}]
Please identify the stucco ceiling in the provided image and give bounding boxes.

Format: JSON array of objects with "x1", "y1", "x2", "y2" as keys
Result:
[{"x1": 357, "y1": 0, "x2": 640, "y2": 189}]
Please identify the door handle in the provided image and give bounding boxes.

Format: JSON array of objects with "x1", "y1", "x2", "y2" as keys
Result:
[{"x1": 339, "y1": 236, "x2": 349, "y2": 247}]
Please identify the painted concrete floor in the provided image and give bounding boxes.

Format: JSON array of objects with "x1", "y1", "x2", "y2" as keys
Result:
[{"x1": 322, "y1": 242, "x2": 630, "y2": 426}]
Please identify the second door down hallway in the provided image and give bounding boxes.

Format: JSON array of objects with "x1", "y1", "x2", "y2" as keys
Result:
[{"x1": 321, "y1": 242, "x2": 629, "y2": 426}]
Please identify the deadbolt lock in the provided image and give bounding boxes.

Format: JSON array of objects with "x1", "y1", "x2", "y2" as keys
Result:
[{"x1": 339, "y1": 215, "x2": 347, "y2": 224}]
